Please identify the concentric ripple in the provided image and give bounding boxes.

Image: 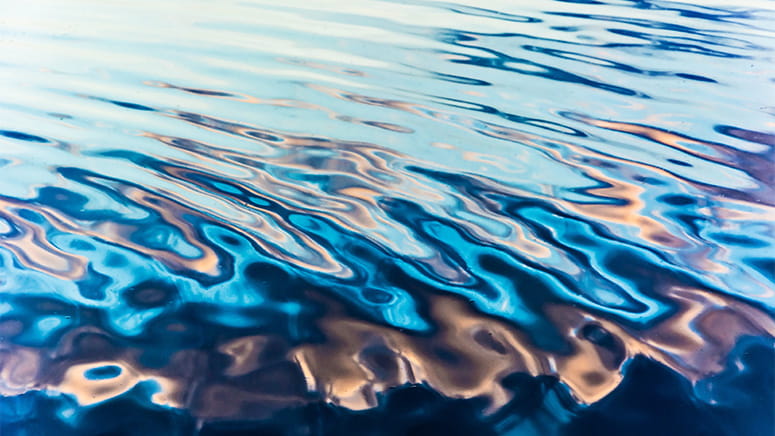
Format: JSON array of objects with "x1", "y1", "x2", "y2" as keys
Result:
[{"x1": 1, "y1": 0, "x2": 774, "y2": 434}]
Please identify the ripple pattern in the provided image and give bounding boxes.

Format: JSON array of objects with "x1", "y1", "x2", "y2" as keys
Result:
[{"x1": 0, "y1": 0, "x2": 774, "y2": 434}]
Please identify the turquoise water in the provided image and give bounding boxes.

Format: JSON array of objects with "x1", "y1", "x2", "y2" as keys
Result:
[{"x1": 0, "y1": 0, "x2": 773, "y2": 434}]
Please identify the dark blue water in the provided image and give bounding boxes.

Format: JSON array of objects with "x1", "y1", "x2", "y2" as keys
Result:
[{"x1": 0, "y1": 0, "x2": 773, "y2": 434}]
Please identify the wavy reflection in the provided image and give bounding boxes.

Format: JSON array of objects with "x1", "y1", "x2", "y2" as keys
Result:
[{"x1": 0, "y1": 0, "x2": 773, "y2": 434}]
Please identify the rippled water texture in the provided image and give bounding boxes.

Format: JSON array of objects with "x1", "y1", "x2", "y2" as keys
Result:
[{"x1": 1, "y1": 0, "x2": 774, "y2": 434}]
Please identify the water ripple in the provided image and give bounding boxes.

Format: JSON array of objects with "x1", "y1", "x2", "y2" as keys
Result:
[{"x1": 0, "y1": 0, "x2": 773, "y2": 434}]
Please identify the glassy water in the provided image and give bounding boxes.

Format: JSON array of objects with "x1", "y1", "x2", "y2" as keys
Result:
[{"x1": 0, "y1": 0, "x2": 773, "y2": 434}]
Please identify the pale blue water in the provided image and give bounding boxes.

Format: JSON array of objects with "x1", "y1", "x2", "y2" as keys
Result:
[{"x1": 0, "y1": 0, "x2": 773, "y2": 435}]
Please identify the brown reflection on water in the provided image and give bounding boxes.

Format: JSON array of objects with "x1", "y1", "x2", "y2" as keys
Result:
[
  {"x1": 0, "y1": 198, "x2": 89, "y2": 280},
  {"x1": 302, "y1": 83, "x2": 692, "y2": 250},
  {"x1": 148, "y1": 104, "x2": 685, "y2": 281},
  {"x1": 3, "y1": 285, "x2": 771, "y2": 419},
  {"x1": 2, "y1": 86, "x2": 771, "y2": 421},
  {"x1": 0, "y1": 186, "x2": 224, "y2": 278}
]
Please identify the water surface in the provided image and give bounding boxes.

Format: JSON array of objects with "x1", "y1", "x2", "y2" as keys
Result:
[{"x1": 0, "y1": 0, "x2": 774, "y2": 434}]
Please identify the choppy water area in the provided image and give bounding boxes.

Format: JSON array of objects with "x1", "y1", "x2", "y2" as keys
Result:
[{"x1": 1, "y1": 0, "x2": 774, "y2": 434}]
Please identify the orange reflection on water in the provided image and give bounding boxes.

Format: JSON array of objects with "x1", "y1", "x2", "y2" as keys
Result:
[
  {"x1": 0, "y1": 198, "x2": 89, "y2": 280},
  {"x1": 1, "y1": 282, "x2": 772, "y2": 419}
]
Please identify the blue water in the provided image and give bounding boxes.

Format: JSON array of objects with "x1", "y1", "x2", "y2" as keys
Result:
[{"x1": 0, "y1": 0, "x2": 773, "y2": 434}]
